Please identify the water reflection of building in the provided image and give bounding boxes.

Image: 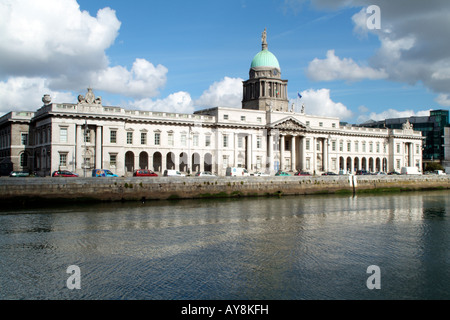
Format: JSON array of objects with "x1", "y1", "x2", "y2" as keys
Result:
[{"x1": 0, "y1": 31, "x2": 424, "y2": 177}]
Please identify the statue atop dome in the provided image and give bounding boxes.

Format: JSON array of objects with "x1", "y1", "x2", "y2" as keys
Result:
[{"x1": 262, "y1": 28, "x2": 268, "y2": 50}]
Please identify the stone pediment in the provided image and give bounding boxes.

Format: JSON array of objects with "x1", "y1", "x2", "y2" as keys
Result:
[{"x1": 271, "y1": 117, "x2": 307, "y2": 131}]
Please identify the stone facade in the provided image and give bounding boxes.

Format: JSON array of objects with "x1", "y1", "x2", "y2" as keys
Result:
[{"x1": 0, "y1": 31, "x2": 424, "y2": 177}]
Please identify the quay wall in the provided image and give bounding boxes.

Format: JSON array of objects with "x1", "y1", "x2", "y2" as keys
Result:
[{"x1": 1, "y1": 175, "x2": 450, "y2": 205}]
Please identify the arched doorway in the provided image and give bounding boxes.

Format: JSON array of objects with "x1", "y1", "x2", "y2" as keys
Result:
[
  {"x1": 166, "y1": 152, "x2": 175, "y2": 170},
  {"x1": 153, "y1": 152, "x2": 162, "y2": 172},
  {"x1": 192, "y1": 153, "x2": 200, "y2": 172},
  {"x1": 125, "y1": 151, "x2": 134, "y2": 173},
  {"x1": 139, "y1": 152, "x2": 148, "y2": 169},
  {"x1": 179, "y1": 152, "x2": 188, "y2": 172},
  {"x1": 204, "y1": 153, "x2": 212, "y2": 172},
  {"x1": 361, "y1": 157, "x2": 367, "y2": 171}
]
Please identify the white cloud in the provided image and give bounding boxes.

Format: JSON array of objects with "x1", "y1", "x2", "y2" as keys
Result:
[
  {"x1": 92, "y1": 59, "x2": 168, "y2": 99},
  {"x1": 128, "y1": 92, "x2": 195, "y2": 114},
  {"x1": 302, "y1": 0, "x2": 450, "y2": 106},
  {"x1": 0, "y1": 0, "x2": 168, "y2": 111},
  {"x1": 435, "y1": 94, "x2": 450, "y2": 107},
  {"x1": 357, "y1": 108, "x2": 431, "y2": 123},
  {"x1": 0, "y1": 0, "x2": 120, "y2": 77},
  {"x1": 307, "y1": 50, "x2": 388, "y2": 82},
  {"x1": 195, "y1": 77, "x2": 244, "y2": 108},
  {"x1": 299, "y1": 88, "x2": 353, "y2": 120},
  {"x1": 0, "y1": 77, "x2": 75, "y2": 115}
]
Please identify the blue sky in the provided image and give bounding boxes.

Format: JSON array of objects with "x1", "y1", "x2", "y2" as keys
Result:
[{"x1": 1, "y1": 0, "x2": 449, "y2": 123}]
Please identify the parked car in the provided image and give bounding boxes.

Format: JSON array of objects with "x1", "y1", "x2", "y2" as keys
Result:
[
  {"x1": 401, "y1": 167, "x2": 421, "y2": 175},
  {"x1": 9, "y1": 171, "x2": 30, "y2": 177},
  {"x1": 373, "y1": 171, "x2": 387, "y2": 176},
  {"x1": 195, "y1": 171, "x2": 216, "y2": 177},
  {"x1": 388, "y1": 171, "x2": 401, "y2": 175},
  {"x1": 294, "y1": 171, "x2": 311, "y2": 176},
  {"x1": 92, "y1": 169, "x2": 118, "y2": 177},
  {"x1": 163, "y1": 170, "x2": 185, "y2": 177},
  {"x1": 251, "y1": 171, "x2": 269, "y2": 176},
  {"x1": 226, "y1": 167, "x2": 250, "y2": 176},
  {"x1": 52, "y1": 170, "x2": 79, "y2": 177},
  {"x1": 275, "y1": 170, "x2": 290, "y2": 176},
  {"x1": 322, "y1": 172, "x2": 337, "y2": 176},
  {"x1": 133, "y1": 169, "x2": 158, "y2": 177},
  {"x1": 356, "y1": 170, "x2": 370, "y2": 175}
]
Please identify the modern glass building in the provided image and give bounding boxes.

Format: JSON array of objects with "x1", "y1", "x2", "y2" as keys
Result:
[{"x1": 360, "y1": 109, "x2": 449, "y2": 164}]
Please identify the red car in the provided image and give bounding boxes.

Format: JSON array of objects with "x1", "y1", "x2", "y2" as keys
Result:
[
  {"x1": 52, "y1": 170, "x2": 79, "y2": 177},
  {"x1": 133, "y1": 169, "x2": 158, "y2": 177}
]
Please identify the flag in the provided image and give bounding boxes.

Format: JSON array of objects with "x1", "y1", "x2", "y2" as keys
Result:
[{"x1": 298, "y1": 92, "x2": 302, "y2": 99}]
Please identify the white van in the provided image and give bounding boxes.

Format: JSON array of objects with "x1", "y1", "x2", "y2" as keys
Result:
[
  {"x1": 226, "y1": 167, "x2": 250, "y2": 177},
  {"x1": 163, "y1": 170, "x2": 185, "y2": 177},
  {"x1": 401, "y1": 167, "x2": 421, "y2": 175}
]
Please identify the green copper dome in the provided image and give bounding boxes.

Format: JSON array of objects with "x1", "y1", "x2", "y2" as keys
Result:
[{"x1": 251, "y1": 49, "x2": 280, "y2": 69}]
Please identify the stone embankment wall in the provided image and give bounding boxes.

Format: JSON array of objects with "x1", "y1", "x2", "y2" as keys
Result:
[{"x1": 1, "y1": 175, "x2": 449, "y2": 205}]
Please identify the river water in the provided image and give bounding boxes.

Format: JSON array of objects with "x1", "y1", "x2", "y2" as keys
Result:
[{"x1": 0, "y1": 190, "x2": 449, "y2": 300}]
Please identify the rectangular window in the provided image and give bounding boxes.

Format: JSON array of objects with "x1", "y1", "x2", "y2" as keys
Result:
[
  {"x1": 306, "y1": 158, "x2": 310, "y2": 170},
  {"x1": 306, "y1": 121, "x2": 310, "y2": 126},
  {"x1": 181, "y1": 134, "x2": 187, "y2": 147},
  {"x1": 369, "y1": 143, "x2": 373, "y2": 153},
  {"x1": 397, "y1": 144, "x2": 401, "y2": 154},
  {"x1": 59, "y1": 153, "x2": 67, "y2": 167},
  {"x1": 257, "y1": 136, "x2": 262, "y2": 149},
  {"x1": 319, "y1": 122, "x2": 323, "y2": 127},
  {"x1": 257, "y1": 117, "x2": 262, "y2": 123},
  {"x1": 59, "y1": 129, "x2": 67, "y2": 143},
  {"x1": 141, "y1": 132, "x2": 147, "y2": 145},
  {"x1": 332, "y1": 158, "x2": 337, "y2": 170},
  {"x1": 354, "y1": 141, "x2": 359, "y2": 153},
  {"x1": 222, "y1": 155, "x2": 229, "y2": 169},
  {"x1": 127, "y1": 132, "x2": 133, "y2": 144},
  {"x1": 21, "y1": 133, "x2": 29, "y2": 145},
  {"x1": 193, "y1": 134, "x2": 199, "y2": 147},
  {"x1": 223, "y1": 114, "x2": 229, "y2": 120},
  {"x1": 306, "y1": 139, "x2": 310, "y2": 151},
  {"x1": 396, "y1": 159, "x2": 401, "y2": 169},
  {"x1": 238, "y1": 137, "x2": 243, "y2": 148},
  {"x1": 205, "y1": 135, "x2": 211, "y2": 147},
  {"x1": 339, "y1": 141, "x2": 343, "y2": 152},
  {"x1": 416, "y1": 144, "x2": 420, "y2": 154},
  {"x1": 347, "y1": 142, "x2": 351, "y2": 152},
  {"x1": 154, "y1": 133, "x2": 160, "y2": 145},
  {"x1": 256, "y1": 156, "x2": 262, "y2": 169},
  {"x1": 362, "y1": 142, "x2": 366, "y2": 153},
  {"x1": 110, "y1": 130, "x2": 117, "y2": 144},
  {"x1": 168, "y1": 133, "x2": 174, "y2": 146},
  {"x1": 332, "y1": 141, "x2": 336, "y2": 152},
  {"x1": 332, "y1": 123, "x2": 336, "y2": 128},
  {"x1": 110, "y1": 154, "x2": 117, "y2": 168},
  {"x1": 241, "y1": 116, "x2": 246, "y2": 121},
  {"x1": 223, "y1": 134, "x2": 228, "y2": 148},
  {"x1": 84, "y1": 128, "x2": 91, "y2": 143},
  {"x1": 376, "y1": 143, "x2": 380, "y2": 153}
]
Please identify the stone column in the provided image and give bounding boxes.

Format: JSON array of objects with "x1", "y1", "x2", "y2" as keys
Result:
[
  {"x1": 301, "y1": 137, "x2": 306, "y2": 171},
  {"x1": 291, "y1": 136, "x2": 296, "y2": 172},
  {"x1": 312, "y1": 137, "x2": 316, "y2": 174},
  {"x1": 280, "y1": 135, "x2": 285, "y2": 171},
  {"x1": 268, "y1": 133, "x2": 273, "y2": 172},
  {"x1": 247, "y1": 134, "x2": 252, "y2": 171},
  {"x1": 323, "y1": 138, "x2": 328, "y2": 172},
  {"x1": 95, "y1": 126, "x2": 102, "y2": 169},
  {"x1": 76, "y1": 124, "x2": 83, "y2": 171}
]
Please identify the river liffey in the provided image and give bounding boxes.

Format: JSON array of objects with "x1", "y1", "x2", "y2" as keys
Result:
[{"x1": 1, "y1": 190, "x2": 449, "y2": 300}]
